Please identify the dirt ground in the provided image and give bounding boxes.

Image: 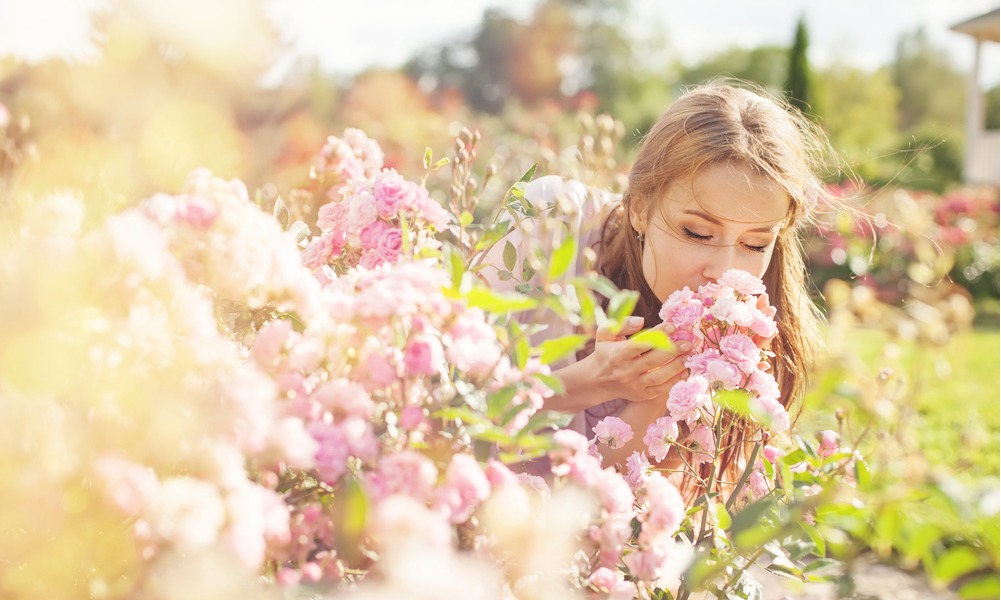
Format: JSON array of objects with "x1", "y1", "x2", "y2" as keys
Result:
[{"x1": 752, "y1": 553, "x2": 960, "y2": 600}]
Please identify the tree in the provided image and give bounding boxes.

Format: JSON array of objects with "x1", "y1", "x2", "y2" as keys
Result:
[
  {"x1": 785, "y1": 16, "x2": 814, "y2": 115},
  {"x1": 680, "y1": 45, "x2": 788, "y2": 91}
]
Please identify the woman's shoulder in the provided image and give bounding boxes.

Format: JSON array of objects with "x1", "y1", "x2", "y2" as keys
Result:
[{"x1": 523, "y1": 175, "x2": 619, "y2": 232}]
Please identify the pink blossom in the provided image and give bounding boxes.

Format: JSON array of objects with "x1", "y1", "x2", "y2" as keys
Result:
[
  {"x1": 302, "y1": 232, "x2": 342, "y2": 270},
  {"x1": 640, "y1": 474, "x2": 686, "y2": 536},
  {"x1": 748, "y1": 306, "x2": 779, "y2": 339},
  {"x1": 221, "y1": 483, "x2": 291, "y2": 568},
  {"x1": 276, "y1": 567, "x2": 302, "y2": 587},
  {"x1": 746, "y1": 468, "x2": 770, "y2": 500},
  {"x1": 339, "y1": 416, "x2": 380, "y2": 463},
  {"x1": 446, "y1": 309, "x2": 501, "y2": 376},
  {"x1": 373, "y1": 171, "x2": 423, "y2": 218},
  {"x1": 94, "y1": 455, "x2": 159, "y2": 515},
  {"x1": 718, "y1": 269, "x2": 766, "y2": 296},
  {"x1": 433, "y1": 454, "x2": 492, "y2": 524},
  {"x1": 747, "y1": 368, "x2": 780, "y2": 400},
  {"x1": 665, "y1": 375, "x2": 711, "y2": 424},
  {"x1": 818, "y1": 429, "x2": 839, "y2": 457},
  {"x1": 403, "y1": 334, "x2": 445, "y2": 376},
  {"x1": 687, "y1": 425, "x2": 717, "y2": 467},
  {"x1": 643, "y1": 416, "x2": 679, "y2": 462},
  {"x1": 415, "y1": 193, "x2": 451, "y2": 230},
  {"x1": 146, "y1": 477, "x2": 227, "y2": 551},
  {"x1": 594, "y1": 467, "x2": 635, "y2": 514},
  {"x1": 316, "y1": 201, "x2": 348, "y2": 232},
  {"x1": 625, "y1": 451, "x2": 651, "y2": 490},
  {"x1": 270, "y1": 417, "x2": 319, "y2": 470},
  {"x1": 361, "y1": 351, "x2": 398, "y2": 388},
  {"x1": 312, "y1": 378, "x2": 374, "y2": 419},
  {"x1": 176, "y1": 196, "x2": 218, "y2": 229},
  {"x1": 588, "y1": 566, "x2": 626, "y2": 593},
  {"x1": 623, "y1": 534, "x2": 689, "y2": 590},
  {"x1": 346, "y1": 193, "x2": 379, "y2": 232},
  {"x1": 762, "y1": 445, "x2": 786, "y2": 464},
  {"x1": 310, "y1": 422, "x2": 350, "y2": 484},
  {"x1": 685, "y1": 348, "x2": 742, "y2": 390},
  {"x1": 658, "y1": 287, "x2": 704, "y2": 344},
  {"x1": 248, "y1": 322, "x2": 292, "y2": 368},
  {"x1": 718, "y1": 333, "x2": 761, "y2": 373},
  {"x1": 366, "y1": 450, "x2": 438, "y2": 502},
  {"x1": 399, "y1": 405, "x2": 429, "y2": 431},
  {"x1": 593, "y1": 416, "x2": 634, "y2": 449},
  {"x1": 752, "y1": 395, "x2": 790, "y2": 432}
]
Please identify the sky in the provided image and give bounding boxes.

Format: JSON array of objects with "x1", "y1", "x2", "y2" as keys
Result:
[{"x1": 0, "y1": 0, "x2": 998, "y2": 86}]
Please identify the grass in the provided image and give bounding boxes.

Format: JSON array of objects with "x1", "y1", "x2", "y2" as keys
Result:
[{"x1": 802, "y1": 325, "x2": 1000, "y2": 479}]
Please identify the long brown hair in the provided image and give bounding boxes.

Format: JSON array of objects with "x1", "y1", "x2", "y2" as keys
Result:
[{"x1": 597, "y1": 80, "x2": 835, "y2": 495}]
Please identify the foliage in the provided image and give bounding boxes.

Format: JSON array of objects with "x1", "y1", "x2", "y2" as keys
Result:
[{"x1": 784, "y1": 16, "x2": 815, "y2": 116}]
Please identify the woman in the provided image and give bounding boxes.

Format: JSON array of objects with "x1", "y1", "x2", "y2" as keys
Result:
[{"x1": 485, "y1": 81, "x2": 829, "y2": 496}]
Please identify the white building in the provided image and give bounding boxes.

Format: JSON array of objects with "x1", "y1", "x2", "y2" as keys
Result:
[{"x1": 950, "y1": 7, "x2": 1000, "y2": 186}]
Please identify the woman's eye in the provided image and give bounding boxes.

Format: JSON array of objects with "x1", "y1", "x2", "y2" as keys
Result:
[
  {"x1": 683, "y1": 228, "x2": 712, "y2": 242},
  {"x1": 744, "y1": 243, "x2": 768, "y2": 253}
]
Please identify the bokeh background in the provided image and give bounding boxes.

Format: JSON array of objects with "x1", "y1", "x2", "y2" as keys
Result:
[{"x1": 0, "y1": 1, "x2": 998, "y2": 596}]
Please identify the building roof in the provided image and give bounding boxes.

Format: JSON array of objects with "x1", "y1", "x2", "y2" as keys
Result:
[{"x1": 950, "y1": 7, "x2": 1000, "y2": 42}]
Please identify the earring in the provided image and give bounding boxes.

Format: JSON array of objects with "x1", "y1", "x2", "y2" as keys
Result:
[{"x1": 636, "y1": 230, "x2": 645, "y2": 243}]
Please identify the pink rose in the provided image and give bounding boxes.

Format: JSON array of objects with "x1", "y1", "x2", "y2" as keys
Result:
[
  {"x1": 316, "y1": 200, "x2": 348, "y2": 232},
  {"x1": 593, "y1": 416, "x2": 634, "y2": 449},
  {"x1": 433, "y1": 454, "x2": 491, "y2": 524},
  {"x1": 818, "y1": 429, "x2": 839, "y2": 457},
  {"x1": 626, "y1": 451, "x2": 651, "y2": 490},
  {"x1": 249, "y1": 319, "x2": 292, "y2": 369},
  {"x1": 311, "y1": 378, "x2": 374, "y2": 419},
  {"x1": 416, "y1": 193, "x2": 451, "y2": 230},
  {"x1": 588, "y1": 566, "x2": 625, "y2": 592},
  {"x1": 373, "y1": 172, "x2": 422, "y2": 219},
  {"x1": 366, "y1": 450, "x2": 438, "y2": 502},
  {"x1": 718, "y1": 333, "x2": 760, "y2": 374},
  {"x1": 642, "y1": 416, "x2": 679, "y2": 462},
  {"x1": 346, "y1": 193, "x2": 379, "y2": 231},
  {"x1": 403, "y1": 334, "x2": 444, "y2": 376},
  {"x1": 763, "y1": 444, "x2": 785, "y2": 464},
  {"x1": 362, "y1": 351, "x2": 398, "y2": 389},
  {"x1": 310, "y1": 422, "x2": 350, "y2": 484},
  {"x1": 641, "y1": 474, "x2": 686, "y2": 535},
  {"x1": 685, "y1": 349, "x2": 742, "y2": 390},
  {"x1": 752, "y1": 395, "x2": 790, "y2": 432},
  {"x1": 686, "y1": 424, "x2": 716, "y2": 467},
  {"x1": 665, "y1": 375, "x2": 711, "y2": 424},
  {"x1": 718, "y1": 269, "x2": 767, "y2": 296},
  {"x1": 176, "y1": 196, "x2": 217, "y2": 229},
  {"x1": 359, "y1": 219, "x2": 402, "y2": 256},
  {"x1": 747, "y1": 368, "x2": 780, "y2": 400}
]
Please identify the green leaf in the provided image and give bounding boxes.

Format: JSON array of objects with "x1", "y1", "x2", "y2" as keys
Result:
[
  {"x1": 716, "y1": 390, "x2": 752, "y2": 418},
  {"x1": 628, "y1": 328, "x2": 674, "y2": 351},
  {"x1": 464, "y1": 287, "x2": 537, "y2": 314},
  {"x1": 487, "y1": 386, "x2": 519, "y2": 420},
  {"x1": 715, "y1": 502, "x2": 732, "y2": 530},
  {"x1": 423, "y1": 146, "x2": 432, "y2": 171},
  {"x1": 520, "y1": 409, "x2": 572, "y2": 435},
  {"x1": 432, "y1": 157, "x2": 451, "y2": 170},
  {"x1": 447, "y1": 246, "x2": 465, "y2": 289},
  {"x1": 288, "y1": 220, "x2": 311, "y2": 244},
  {"x1": 959, "y1": 573, "x2": 1000, "y2": 599},
  {"x1": 537, "y1": 334, "x2": 589, "y2": 365},
  {"x1": 853, "y1": 458, "x2": 872, "y2": 490},
  {"x1": 533, "y1": 372, "x2": 566, "y2": 395},
  {"x1": 272, "y1": 196, "x2": 290, "y2": 228},
  {"x1": 800, "y1": 521, "x2": 826, "y2": 557},
  {"x1": 803, "y1": 558, "x2": 841, "y2": 575},
  {"x1": 932, "y1": 545, "x2": 987, "y2": 584},
  {"x1": 518, "y1": 163, "x2": 537, "y2": 183},
  {"x1": 460, "y1": 210, "x2": 474, "y2": 228},
  {"x1": 474, "y1": 220, "x2": 510, "y2": 250},
  {"x1": 503, "y1": 240, "x2": 517, "y2": 272},
  {"x1": 434, "y1": 407, "x2": 491, "y2": 427},
  {"x1": 547, "y1": 235, "x2": 577, "y2": 281},
  {"x1": 607, "y1": 290, "x2": 639, "y2": 322}
]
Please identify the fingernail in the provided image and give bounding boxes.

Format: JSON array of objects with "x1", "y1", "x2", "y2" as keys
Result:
[
  {"x1": 628, "y1": 316, "x2": 644, "y2": 327},
  {"x1": 678, "y1": 342, "x2": 691, "y2": 351}
]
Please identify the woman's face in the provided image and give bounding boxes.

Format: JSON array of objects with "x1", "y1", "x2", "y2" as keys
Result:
[{"x1": 636, "y1": 163, "x2": 790, "y2": 301}]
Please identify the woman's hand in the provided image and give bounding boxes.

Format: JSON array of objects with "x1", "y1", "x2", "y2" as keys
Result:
[
  {"x1": 586, "y1": 316, "x2": 691, "y2": 403},
  {"x1": 545, "y1": 316, "x2": 691, "y2": 414}
]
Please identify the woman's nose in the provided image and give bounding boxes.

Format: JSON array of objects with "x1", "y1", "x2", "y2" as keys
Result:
[{"x1": 702, "y1": 244, "x2": 738, "y2": 282}]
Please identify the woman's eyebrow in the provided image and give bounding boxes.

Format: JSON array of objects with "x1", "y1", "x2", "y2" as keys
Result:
[{"x1": 681, "y1": 209, "x2": 783, "y2": 233}]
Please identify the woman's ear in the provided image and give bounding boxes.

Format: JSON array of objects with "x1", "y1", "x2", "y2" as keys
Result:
[{"x1": 627, "y1": 198, "x2": 648, "y2": 237}]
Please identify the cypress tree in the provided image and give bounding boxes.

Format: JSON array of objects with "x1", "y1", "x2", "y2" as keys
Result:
[{"x1": 785, "y1": 16, "x2": 813, "y2": 115}]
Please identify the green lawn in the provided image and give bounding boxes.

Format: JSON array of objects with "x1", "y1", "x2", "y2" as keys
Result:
[{"x1": 802, "y1": 326, "x2": 1000, "y2": 479}]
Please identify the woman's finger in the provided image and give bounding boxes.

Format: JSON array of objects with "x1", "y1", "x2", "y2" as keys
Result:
[{"x1": 596, "y1": 316, "x2": 645, "y2": 342}]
